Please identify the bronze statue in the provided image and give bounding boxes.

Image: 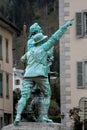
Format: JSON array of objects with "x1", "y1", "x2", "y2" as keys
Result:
[{"x1": 14, "y1": 20, "x2": 73, "y2": 126}]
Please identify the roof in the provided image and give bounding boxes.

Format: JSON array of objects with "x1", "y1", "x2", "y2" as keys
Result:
[{"x1": 0, "y1": 15, "x2": 20, "y2": 34}]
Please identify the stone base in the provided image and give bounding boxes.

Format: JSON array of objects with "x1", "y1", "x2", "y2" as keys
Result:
[{"x1": 1, "y1": 122, "x2": 63, "y2": 130}]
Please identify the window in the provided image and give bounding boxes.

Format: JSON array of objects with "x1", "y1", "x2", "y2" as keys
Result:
[
  {"x1": 6, "y1": 39, "x2": 9, "y2": 63},
  {"x1": 0, "y1": 117, "x2": 3, "y2": 129},
  {"x1": 77, "y1": 61, "x2": 87, "y2": 88},
  {"x1": 15, "y1": 79, "x2": 20, "y2": 85},
  {"x1": 4, "y1": 113, "x2": 11, "y2": 125},
  {"x1": 0, "y1": 73, "x2": 3, "y2": 97},
  {"x1": 6, "y1": 73, "x2": 9, "y2": 98},
  {"x1": 84, "y1": 13, "x2": 87, "y2": 36},
  {"x1": 0, "y1": 35, "x2": 2, "y2": 60},
  {"x1": 79, "y1": 97, "x2": 87, "y2": 120},
  {"x1": 76, "y1": 11, "x2": 87, "y2": 37},
  {"x1": 84, "y1": 61, "x2": 87, "y2": 85}
]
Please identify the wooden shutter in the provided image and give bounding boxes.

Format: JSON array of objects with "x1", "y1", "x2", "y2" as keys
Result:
[
  {"x1": 77, "y1": 62, "x2": 84, "y2": 88},
  {"x1": 76, "y1": 12, "x2": 83, "y2": 37},
  {"x1": 0, "y1": 73, "x2": 3, "y2": 97},
  {"x1": 6, "y1": 73, "x2": 9, "y2": 98},
  {"x1": 0, "y1": 36, "x2": 2, "y2": 60}
]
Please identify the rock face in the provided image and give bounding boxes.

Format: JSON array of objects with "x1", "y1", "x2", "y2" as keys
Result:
[{"x1": 1, "y1": 122, "x2": 63, "y2": 130}]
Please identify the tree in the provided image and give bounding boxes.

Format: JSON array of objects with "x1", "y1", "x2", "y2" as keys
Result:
[{"x1": 69, "y1": 107, "x2": 83, "y2": 130}]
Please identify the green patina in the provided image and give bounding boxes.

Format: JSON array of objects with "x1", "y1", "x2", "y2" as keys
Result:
[{"x1": 14, "y1": 21, "x2": 73, "y2": 126}]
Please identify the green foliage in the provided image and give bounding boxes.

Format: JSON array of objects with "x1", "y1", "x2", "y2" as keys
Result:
[
  {"x1": 0, "y1": 0, "x2": 58, "y2": 30},
  {"x1": 49, "y1": 99, "x2": 60, "y2": 122},
  {"x1": 50, "y1": 77, "x2": 60, "y2": 104},
  {"x1": 69, "y1": 107, "x2": 83, "y2": 130},
  {"x1": 50, "y1": 99, "x2": 59, "y2": 109}
]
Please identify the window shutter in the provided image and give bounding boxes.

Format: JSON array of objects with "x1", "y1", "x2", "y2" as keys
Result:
[
  {"x1": 6, "y1": 73, "x2": 9, "y2": 98},
  {"x1": 76, "y1": 12, "x2": 83, "y2": 37},
  {"x1": 0, "y1": 36, "x2": 2, "y2": 60},
  {"x1": 77, "y1": 62, "x2": 84, "y2": 88},
  {"x1": 0, "y1": 73, "x2": 3, "y2": 96}
]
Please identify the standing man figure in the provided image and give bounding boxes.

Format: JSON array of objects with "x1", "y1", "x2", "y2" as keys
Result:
[{"x1": 14, "y1": 20, "x2": 73, "y2": 126}]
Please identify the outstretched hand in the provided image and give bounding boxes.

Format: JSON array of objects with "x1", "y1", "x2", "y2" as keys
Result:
[{"x1": 67, "y1": 18, "x2": 74, "y2": 26}]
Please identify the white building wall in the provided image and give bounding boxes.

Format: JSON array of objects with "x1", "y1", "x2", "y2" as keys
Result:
[
  {"x1": 59, "y1": 0, "x2": 87, "y2": 130},
  {"x1": 13, "y1": 67, "x2": 24, "y2": 91}
]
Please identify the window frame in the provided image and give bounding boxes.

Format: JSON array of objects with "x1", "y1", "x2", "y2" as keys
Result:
[
  {"x1": 77, "y1": 60, "x2": 87, "y2": 89},
  {"x1": 76, "y1": 10, "x2": 87, "y2": 38}
]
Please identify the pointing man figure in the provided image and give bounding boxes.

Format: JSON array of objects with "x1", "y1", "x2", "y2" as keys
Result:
[{"x1": 14, "y1": 20, "x2": 73, "y2": 125}]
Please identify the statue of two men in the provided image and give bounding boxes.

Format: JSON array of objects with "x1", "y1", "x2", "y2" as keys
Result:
[{"x1": 14, "y1": 20, "x2": 73, "y2": 126}]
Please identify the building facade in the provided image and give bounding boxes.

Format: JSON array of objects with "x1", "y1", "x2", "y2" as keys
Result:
[
  {"x1": 13, "y1": 67, "x2": 24, "y2": 91},
  {"x1": 0, "y1": 16, "x2": 20, "y2": 128},
  {"x1": 59, "y1": 0, "x2": 87, "y2": 129}
]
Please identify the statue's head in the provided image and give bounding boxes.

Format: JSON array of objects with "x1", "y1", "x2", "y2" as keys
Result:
[
  {"x1": 29, "y1": 23, "x2": 42, "y2": 37},
  {"x1": 27, "y1": 38, "x2": 35, "y2": 51},
  {"x1": 33, "y1": 33, "x2": 48, "y2": 45}
]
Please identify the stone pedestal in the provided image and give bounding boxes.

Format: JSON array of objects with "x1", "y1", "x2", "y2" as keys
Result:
[{"x1": 1, "y1": 122, "x2": 63, "y2": 130}]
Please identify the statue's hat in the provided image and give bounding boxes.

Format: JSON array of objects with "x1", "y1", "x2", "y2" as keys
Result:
[{"x1": 33, "y1": 33, "x2": 48, "y2": 44}]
